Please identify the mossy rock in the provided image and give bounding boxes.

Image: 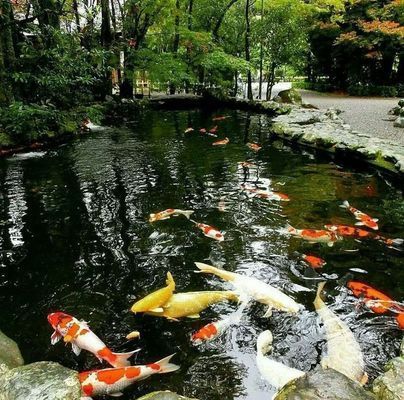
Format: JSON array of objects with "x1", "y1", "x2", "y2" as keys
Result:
[
  {"x1": 372, "y1": 357, "x2": 404, "y2": 400},
  {"x1": 0, "y1": 362, "x2": 81, "y2": 400},
  {"x1": 274, "y1": 368, "x2": 376, "y2": 400},
  {"x1": 136, "y1": 391, "x2": 198, "y2": 400},
  {"x1": 0, "y1": 331, "x2": 24, "y2": 369},
  {"x1": 274, "y1": 88, "x2": 302, "y2": 105}
]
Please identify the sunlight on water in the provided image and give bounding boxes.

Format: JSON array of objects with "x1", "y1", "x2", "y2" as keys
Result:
[{"x1": 0, "y1": 109, "x2": 402, "y2": 399}]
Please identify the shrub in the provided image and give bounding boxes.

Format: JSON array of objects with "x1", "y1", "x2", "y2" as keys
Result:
[
  {"x1": 292, "y1": 81, "x2": 334, "y2": 92},
  {"x1": 347, "y1": 84, "x2": 398, "y2": 97}
]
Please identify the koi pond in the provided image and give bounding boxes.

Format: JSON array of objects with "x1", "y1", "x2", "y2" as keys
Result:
[{"x1": 0, "y1": 109, "x2": 403, "y2": 399}]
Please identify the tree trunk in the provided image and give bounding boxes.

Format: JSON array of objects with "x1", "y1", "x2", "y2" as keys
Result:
[
  {"x1": 188, "y1": 0, "x2": 193, "y2": 30},
  {"x1": 397, "y1": 52, "x2": 404, "y2": 84},
  {"x1": 169, "y1": 0, "x2": 180, "y2": 94},
  {"x1": 110, "y1": 0, "x2": 117, "y2": 33},
  {"x1": 101, "y1": 0, "x2": 112, "y2": 48},
  {"x1": 245, "y1": 0, "x2": 253, "y2": 100},
  {"x1": 233, "y1": 70, "x2": 238, "y2": 97},
  {"x1": 258, "y1": 0, "x2": 263, "y2": 100},
  {"x1": 266, "y1": 63, "x2": 276, "y2": 100},
  {"x1": 185, "y1": 0, "x2": 193, "y2": 93},
  {"x1": 72, "y1": 0, "x2": 81, "y2": 33},
  {"x1": 212, "y1": 0, "x2": 239, "y2": 41}
]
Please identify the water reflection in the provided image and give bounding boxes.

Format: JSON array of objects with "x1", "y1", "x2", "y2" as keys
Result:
[{"x1": 0, "y1": 109, "x2": 402, "y2": 399}]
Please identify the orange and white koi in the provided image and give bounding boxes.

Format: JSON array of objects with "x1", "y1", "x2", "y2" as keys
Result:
[
  {"x1": 252, "y1": 189, "x2": 289, "y2": 202},
  {"x1": 149, "y1": 208, "x2": 194, "y2": 223},
  {"x1": 212, "y1": 115, "x2": 230, "y2": 121},
  {"x1": 340, "y1": 201, "x2": 379, "y2": 230},
  {"x1": 79, "y1": 354, "x2": 179, "y2": 398},
  {"x1": 238, "y1": 161, "x2": 256, "y2": 169},
  {"x1": 191, "y1": 302, "x2": 246, "y2": 344},
  {"x1": 194, "y1": 222, "x2": 224, "y2": 242},
  {"x1": 184, "y1": 127, "x2": 194, "y2": 133},
  {"x1": 302, "y1": 254, "x2": 326, "y2": 269},
  {"x1": 212, "y1": 137, "x2": 229, "y2": 146},
  {"x1": 246, "y1": 142, "x2": 262, "y2": 151},
  {"x1": 325, "y1": 224, "x2": 403, "y2": 248},
  {"x1": 287, "y1": 225, "x2": 340, "y2": 246},
  {"x1": 47, "y1": 312, "x2": 139, "y2": 368}
]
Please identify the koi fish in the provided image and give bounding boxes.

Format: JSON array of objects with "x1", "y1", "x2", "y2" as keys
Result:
[
  {"x1": 237, "y1": 161, "x2": 256, "y2": 168},
  {"x1": 194, "y1": 222, "x2": 224, "y2": 242},
  {"x1": 191, "y1": 302, "x2": 247, "y2": 344},
  {"x1": 209, "y1": 126, "x2": 218, "y2": 134},
  {"x1": 314, "y1": 282, "x2": 367, "y2": 385},
  {"x1": 340, "y1": 201, "x2": 379, "y2": 230},
  {"x1": 256, "y1": 330, "x2": 305, "y2": 390},
  {"x1": 212, "y1": 137, "x2": 229, "y2": 146},
  {"x1": 47, "y1": 312, "x2": 139, "y2": 368},
  {"x1": 149, "y1": 208, "x2": 194, "y2": 223},
  {"x1": 246, "y1": 142, "x2": 262, "y2": 151},
  {"x1": 199, "y1": 128, "x2": 207, "y2": 133},
  {"x1": 194, "y1": 262, "x2": 302, "y2": 315},
  {"x1": 245, "y1": 188, "x2": 289, "y2": 201},
  {"x1": 325, "y1": 224, "x2": 403, "y2": 248},
  {"x1": 218, "y1": 196, "x2": 227, "y2": 212},
  {"x1": 145, "y1": 291, "x2": 239, "y2": 320},
  {"x1": 347, "y1": 281, "x2": 395, "y2": 314},
  {"x1": 302, "y1": 254, "x2": 326, "y2": 269},
  {"x1": 131, "y1": 272, "x2": 175, "y2": 313},
  {"x1": 126, "y1": 331, "x2": 140, "y2": 340},
  {"x1": 79, "y1": 354, "x2": 179, "y2": 397},
  {"x1": 212, "y1": 115, "x2": 229, "y2": 121},
  {"x1": 184, "y1": 127, "x2": 194, "y2": 133},
  {"x1": 287, "y1": 225, "x2": 340, "y2": 247}
]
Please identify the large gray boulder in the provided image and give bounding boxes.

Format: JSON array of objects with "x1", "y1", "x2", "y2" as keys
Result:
[
  {"x1": 136, "y1": 392, "x2": 198, "y2": 400},
  {"x1": 393, "y1": 116, "x2": 404, "y2": 128},
  {"x1": 372, "y1": 339, "x2": 404, "y2": 400},
  {"x1": 274, "y1": 88, "x2": 302, "y2": 105},
  {"x1": 274, "y1": 367, "x2": 376, "y2": 400},
  {"x1": 0, "y1": 331, "x2": 24, "y2": 369},
  {"x1": 0, "y1": 361, "x2": 81, "y2": 400}
]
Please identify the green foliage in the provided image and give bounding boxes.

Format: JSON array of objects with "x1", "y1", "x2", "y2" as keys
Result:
[
  {"x1": 347, "y1": 84, "x2": 399, "y2": 97},
  {"x1": 293, "y1": 81, "x2": 335, "y2": 92}
]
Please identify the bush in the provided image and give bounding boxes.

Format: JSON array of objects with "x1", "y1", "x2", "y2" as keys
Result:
[
  {"x1": 0, "y1": 102, "x2": 79, "y2": 145},
  {"x1": 347, "y1": 84, "x2": 398, "y2": 97},
  {"x1": 292, "y1": 81, "x2": 334, "y2": 92}
]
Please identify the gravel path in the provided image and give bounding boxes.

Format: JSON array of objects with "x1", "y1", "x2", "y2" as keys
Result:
[{"x1": 300, "y1": 90, "x2": 403, "y2": 145}]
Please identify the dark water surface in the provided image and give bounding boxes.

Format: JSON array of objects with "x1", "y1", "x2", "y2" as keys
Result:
[{"x1": 0, "y1": 109, "x2": 403, "y2": 399}]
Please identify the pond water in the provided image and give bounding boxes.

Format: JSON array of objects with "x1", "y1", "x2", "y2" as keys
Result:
[{"x1": 0, "y1": 109, "x2": 403, "y2": 399}]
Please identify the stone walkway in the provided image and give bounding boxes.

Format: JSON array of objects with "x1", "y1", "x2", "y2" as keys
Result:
[{"x1": 300, "y1": 90, "x2": 403, "y2": 146}]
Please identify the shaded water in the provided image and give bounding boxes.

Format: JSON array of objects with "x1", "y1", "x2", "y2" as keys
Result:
[{"x1": 0, "y1": 109, "x2": 403, "y2": 399}]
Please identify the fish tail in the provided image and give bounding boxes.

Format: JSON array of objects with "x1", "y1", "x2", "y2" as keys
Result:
[
  {"x1": 194, "y1": 262, "x2": 235, "y2": 282},
  {"x1": 166, "y1": 271, "x2": 175, "y2": 290},
  {"x1": 390, "y1": 238, "x2": 404, "y2": 247},
  {"x1": 313, "y1": 281, "x2": 327, "y2": 310},
  {"x1": 108, "y1": 349, "x2": 140, "y2": 368},
  {"x1": 181, "y1": 210, "x2": 194, "y2": 219},
  {"x1": 155, "y1": 353, "x2": 180, "y2": 374},
  {"x1": 286, "y1": 223, "x2": 296, "y2": 233},
  {"x1": 340, "y1": 200, "x2": 350, "y2": 209},
  {"x1": 256, "y1": 330, "x2": 273, "y2": 356},
  {"x1": 224, "y1": 291, "x2": 239, "y2": 302}
]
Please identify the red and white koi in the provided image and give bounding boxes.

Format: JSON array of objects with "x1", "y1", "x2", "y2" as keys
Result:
[
  {"x1": 287, "y1": 225, "x2": 340, "y2": 246},
  {"x1": 194, "y1": 222, "x2": 224, "y2": 242},
  {"x1": 184, "y1": 127, "x2": 194, "y2": 133},
  {"x1": 47, "y1": 312, "x2": 139, "y2": 368},
  {"x1": 241, "y1": 186, "x2": 289, "y2": 202},
  {"x1": 302, "y1": 254, "x2": 326, "y2": 269},
  {"x1": 246, "y1": 142, "x2": 262, "y2": 152},
  {"x1": 209, "y1": 125, "x2": 218, "y2": 134},
  {"x1": 191, "y1": 302, "x2": 247, "y2": 344},
  {"x1": 340, "y1": 201, "x2": 379, "y2": 230},
  {"x1": 79, "y1": 354, "x2": 179, "y2": 398},
  {"x1": 324, "y1": 224, "x2": 403, "y2": 248},
  {"x1": 237, "y1": 161, "x2": 256, "y2": 169},
  {"x1": 149, "y1": 208, "x2": 194, "y2": 223},
  {"x1": 212, "y1": 137, "x2": 229, "y2": 146}
]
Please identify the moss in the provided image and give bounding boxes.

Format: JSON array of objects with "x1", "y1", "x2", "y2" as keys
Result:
[
  {"x1": 0, "y1": 131, "x2": 14, "y2": 147},
  {"x1": 371, "y1": 151, "x2": 396, "y2": 172}
]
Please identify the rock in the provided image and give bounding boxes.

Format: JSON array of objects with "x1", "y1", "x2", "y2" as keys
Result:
[
  {"x1": 0, "y1": 331, "x2": 24, "y2": 369},
  {"x1": 388, "y1": 106, "x2": 402, "y2": 116},
  {"x1": 136, "y1": 391, "x2": 198, "y2": 400},
  {"x1": 393, "y1": 116, "x2": 404, "y2": 128},
  {"x1": 398, "y1": 99, "x2": 404, "y2": 107},
  {"x1": 372, "y1": 357, "x2": 404, "y2": 400},
  {"x1": 274, "y1": 88, "x2": 302, "y2": 105},
  {"x1": 0, "y1": 361, "x2": 81, "y2": 400},
  {"x1": 274, "y1": 367, "x2": 376, "y2": 400}
]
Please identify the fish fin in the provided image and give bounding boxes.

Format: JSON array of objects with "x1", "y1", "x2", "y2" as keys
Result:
[
  {"x1": 373, "y1": 218, "x2": 379, "y2": 222},
  {"x1": 109, "y1": 393, "x2": 124, "y2": 397},
  {"x1": 71, "y1": 342, "x2": 81, "y2": 356},
  {"x1": 149, "y1": 308, "x2": 164, "y2": 313},
  {"x1": 340, "y1": 200, "x2": 350, "y2": 209},
  {"x1": 110, "y1": 349, "x2": 141, "y2": 368},
  {"x1": 50, "y1": 331, "x2": 62, "y2": 345},
  {"x1": 325, "y1": 225, "x2": 337, "y2": 232},
  {"x1": 166, "y1": 317, "x2": 180, "y2": 322},
  {"x1": 285, "y1": 223, "x2": 295, "y2": 233},
  {"x1": 180, "y1": 210, "x2": 194, "y2": 219},
  {"x1": 360, "y1": 372, "x2": 368, "y2": 386},
  {"x1": 355, "y1": 222, "x2": 365, "y2": 226},
  {"x1": 391, "y1": 238, "x2": 404, "y2": 246},
  {"x1": 186, "y1": 314, "x2": 200, "y2": 319},
  {"x1": 155, "y1": 353, "x2": 180, "y2": 374},
  {"x1": 327, "y1": 242, "x2": 334, "y2": 247},
  {"x1": 263, "y1": 307, "x2": 273, "y2": 318},
  {"x1": 80, "y1": 397, "x2": 93, "y2": 400}
]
